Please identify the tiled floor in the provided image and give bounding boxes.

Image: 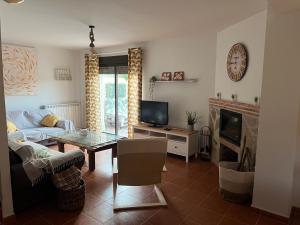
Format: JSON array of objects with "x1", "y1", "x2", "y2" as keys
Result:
[
  {"x1": 291, "y1": 209, "x2": 300, "y2": 225},
  {"x1": 3, "y1": 145, "x2": 290, "y2": 225}
]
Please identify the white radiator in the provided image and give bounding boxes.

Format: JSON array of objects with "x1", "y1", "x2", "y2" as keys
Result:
[{"x1": 42, "y1": 102, "x2": 82, "y2": 128}]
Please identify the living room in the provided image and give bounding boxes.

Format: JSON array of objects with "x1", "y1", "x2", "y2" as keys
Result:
[{"x1": 1, "y1": 0, "x2": 300, "y2": 225}]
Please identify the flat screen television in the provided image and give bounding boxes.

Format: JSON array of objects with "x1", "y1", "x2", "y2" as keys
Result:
[{"x1": 141, "y1": 100, "x2": 168, "y2": 127}]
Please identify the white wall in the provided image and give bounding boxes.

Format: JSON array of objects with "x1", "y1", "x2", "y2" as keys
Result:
[
  {"x1": 0, "y1": 23, "x2": 14, "y2": 218},
  {"x1": 252, "y1": 7, "x2": 300, "y2": 217},
  {"x1": 214, "y1": 11, "x2": 267, "y2": 104},
  {"x1": 5, "y1": 45, "x2": 80, "y2": 111},
  {"x1": 143, "y1": 33, "x2": 217, "y2": 128}
]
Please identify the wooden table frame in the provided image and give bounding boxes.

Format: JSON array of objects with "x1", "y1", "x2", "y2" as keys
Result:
[{"x1": 56, "y1": 140, "x2": 118, "y2": 171}]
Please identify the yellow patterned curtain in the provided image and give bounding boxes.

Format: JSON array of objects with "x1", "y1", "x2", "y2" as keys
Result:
[
  {"x1": 128, "y1": 48, "x2": 143, "y2": 138},
  {"x1": 85, "y1": 53, "x2": 101, "y2": 131}
]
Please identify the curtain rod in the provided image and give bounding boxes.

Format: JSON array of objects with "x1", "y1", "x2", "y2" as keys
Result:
[
  {"x1": 84, "y1": 47, "x2": 142, "y2": 56},
  {"x1": 84, "y1": 51, "x2": 127, "y2": 57}
]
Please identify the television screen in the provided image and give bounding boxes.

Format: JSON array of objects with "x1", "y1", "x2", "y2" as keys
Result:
[{"x1": 141, "y1": 101, "x2": 168, "y2": 126}]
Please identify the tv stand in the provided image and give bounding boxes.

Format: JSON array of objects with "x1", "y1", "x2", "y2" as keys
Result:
[
  {"x1": 148, "y1": 124, "x2": 163, "y2": 128},
  {"x1": 133, "y1": 123, "x2": 199, "y2": 163}
]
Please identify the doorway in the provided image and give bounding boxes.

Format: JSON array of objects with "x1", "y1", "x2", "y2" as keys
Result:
[{"x1": 99, "y1": 55, "x2": 128, "y2": 137}]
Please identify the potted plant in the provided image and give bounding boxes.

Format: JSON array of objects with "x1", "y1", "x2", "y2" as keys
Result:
[
  {"x1": 149, "y1": 76, "x2": 157, "y2": 100},
  {"x1": 186, "y1": 111, "x2": 200, "y2": 131}
]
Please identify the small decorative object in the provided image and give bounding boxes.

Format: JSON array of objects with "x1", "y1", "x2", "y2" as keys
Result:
[
  {"x1": 217, "y1": 92, "x2": 222, "y2": 100},
  {"x1": 173, "y1": 71, "x2": 184, "y2": 81},
  {"x1": 199, "y1": 126, "x2": 211, "y2": 161},
  {"x1": 186, "y1": 111, "x2": 200, "y2": 131},
  {"x1": 55, "y1": 68, "x2": 72, "y2": 81},
  {"x1": 2, "y1": 44, "x2": 38, "y2": 96},
  {"x1": 227, "y1": 43, "x2": 248, "y2": 82},
  {"x1": 231, "y1": 94, "x2": 237, "y2": 102},
  {"x1": 149, "y1": 76, "x2": 157, "y2": 100},
  {"x1": 161, "y1": 72, "x2": 172, "y2": 81},
  {"x1": 79, "y1": 128, "x2": 89, "y2": 136},
  {"x1": 254, "y1": 96, "x2": 259, "y2": 105}
]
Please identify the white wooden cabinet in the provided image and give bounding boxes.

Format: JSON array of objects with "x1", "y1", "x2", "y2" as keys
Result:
[{"x1": 133, "y1": 124, "x2": 199, "y2": 163}]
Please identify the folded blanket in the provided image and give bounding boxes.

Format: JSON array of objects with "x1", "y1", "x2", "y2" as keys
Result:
[
  {"x1": 56, "y1": 120, "x2": 75, "y2": 131},
  {"x1": 8, "y1": 139, "x2": 84, "y2": 186}
]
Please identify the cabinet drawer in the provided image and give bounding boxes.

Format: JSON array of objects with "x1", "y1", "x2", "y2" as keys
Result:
[{"x1": 167, "y1": 141, "x2": 187, "y2": 156}]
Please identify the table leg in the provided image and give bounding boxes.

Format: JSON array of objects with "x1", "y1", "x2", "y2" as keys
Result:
[
  {"x1": 112, "y1": 145, "x2": 117, "y2": 166},
  {"x1": 57, "y1": 142, "x2": 65, "y2": 153},
  {"x1": 88, "y1": 151, "x2": 95, "y2": 171}
]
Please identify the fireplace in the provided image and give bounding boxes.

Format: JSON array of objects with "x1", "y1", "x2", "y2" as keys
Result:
[
  {"x1": 219, "y1": 144, "x2": 238, "y2": 162},
  {"x1": 209, "y1": 98, "x2": 259, "y2": 165},
  {"x1": 219, "y1": 109, "x2": 242, "y2": 146}
]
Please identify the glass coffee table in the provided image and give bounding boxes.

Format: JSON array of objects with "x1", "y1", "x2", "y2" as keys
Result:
[{"x1": 49, "y1": 131, "x2": 126, "y2": 171}]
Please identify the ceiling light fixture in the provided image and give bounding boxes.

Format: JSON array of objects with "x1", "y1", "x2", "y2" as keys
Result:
[
  {"x1": 4, "y1": 0, "x2": 24, "y2": 3},
  {"x1": 89, "y1": 25, "x2": 97, "y2": 54},
  {"x1": 89, "y1": 25, "x2": 95, "y2": 48}
]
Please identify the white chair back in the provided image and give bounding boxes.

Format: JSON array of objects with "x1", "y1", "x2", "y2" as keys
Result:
[{"x1": 117, "y1": 138, "x2": 167, "y2": 186}]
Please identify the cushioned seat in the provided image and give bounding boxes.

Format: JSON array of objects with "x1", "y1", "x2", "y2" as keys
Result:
[
  {"x1": 21, "y1": 127, "x2": 65, "y2": 142},
  {"x1": 7, "y1": 109, "x2": 75, "y2": 143}
]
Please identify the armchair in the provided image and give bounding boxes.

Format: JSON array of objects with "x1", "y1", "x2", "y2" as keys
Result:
[{"x1": 113, "y1": 138, "x2": 168, "y2": 211}]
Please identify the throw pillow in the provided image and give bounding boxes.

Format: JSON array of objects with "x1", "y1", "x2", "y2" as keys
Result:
[
  {"x1": 7, "y1": 120, "x2": 18, "y2": 133},
  {"x1": 41, "y1": 114, "x2": 59, "y2": 127}
]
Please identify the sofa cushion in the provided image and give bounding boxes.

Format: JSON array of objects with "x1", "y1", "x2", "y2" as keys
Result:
[
  {"x1": 24, "y1": 110, "x2": 52, "y2": 127},
  {"x1": 21, "y1": 127, "x2": 65, "y2": 142},
  {"x1": 7, "y1": 111, "x2": 37, "y2": 129},
  {"x1": 7, "y1": 120, "x2": 18, "y2": 133},
  {"x1": 41, "y1": 114, "x2": 59, "y2": 127}
]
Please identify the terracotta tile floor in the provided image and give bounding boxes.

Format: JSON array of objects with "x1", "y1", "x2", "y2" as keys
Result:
[
  {"x1": 291, "y1": 209, "x2": 300, "y2": 225},
  {"x1": 3, "y1": 145, "x2": 291, "y2": 225}
]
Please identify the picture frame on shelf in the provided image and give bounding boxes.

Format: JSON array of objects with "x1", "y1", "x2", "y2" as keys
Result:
[
  {"x1": 161, "y1": 72, "x2": 172, "y2": 81},
  {"x1": 173, "y1": 71, "x2": 184, "y2": 81}
]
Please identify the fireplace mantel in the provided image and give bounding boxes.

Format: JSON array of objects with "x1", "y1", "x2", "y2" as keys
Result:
[{"x1": 209, "y1": 98, "x2": 259, "y2": 117}]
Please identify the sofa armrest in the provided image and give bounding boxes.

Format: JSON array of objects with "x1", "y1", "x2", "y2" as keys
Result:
[
  {"x1": 9, "y1": 149, "x2": 23, "y2": 165},
  {"x1": 10, "y1": 163, "x2": 32, "y2": 189},
  {"x1": 56, "y1": 120, "x2": 75, "y2": 131}
]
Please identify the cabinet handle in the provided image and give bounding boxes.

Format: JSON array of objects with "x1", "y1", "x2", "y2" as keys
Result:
[{"x1": 174, "y1": 146, "x2": 178, "y2": 149}]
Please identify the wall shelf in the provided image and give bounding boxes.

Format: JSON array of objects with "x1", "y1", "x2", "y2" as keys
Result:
[{"x1": 154, "y1": 79, "x2": 198, "y2": 83}]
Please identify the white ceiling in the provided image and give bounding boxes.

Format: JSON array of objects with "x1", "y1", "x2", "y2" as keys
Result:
[{"x1": 0, "y1": 0, "x2": 267, "y2": 49}]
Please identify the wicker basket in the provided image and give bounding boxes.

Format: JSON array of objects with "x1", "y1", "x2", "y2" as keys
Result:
[
  {"x1": 219, "y1": 162, "x2": 254, "y2": 204},
  {"x1": 56, "y1": 179, "x2": 85, "y2": 211}
]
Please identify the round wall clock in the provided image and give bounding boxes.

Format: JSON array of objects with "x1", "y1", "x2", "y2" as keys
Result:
[{"x1": 226, "y1": 43, "x2": 248, "y2": 82}]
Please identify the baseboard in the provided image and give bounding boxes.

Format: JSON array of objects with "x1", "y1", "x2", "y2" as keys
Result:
[{"x1": 251, "y1": 207, "x2": 290, "y2": 223}]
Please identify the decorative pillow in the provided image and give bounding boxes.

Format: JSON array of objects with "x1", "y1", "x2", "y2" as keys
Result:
[
  {"x1": 7, "y1": 120, "x2": 18, "y2": 133},
  {"x1": 40, "y1": 114, "x2": 59, "y2": 127}
]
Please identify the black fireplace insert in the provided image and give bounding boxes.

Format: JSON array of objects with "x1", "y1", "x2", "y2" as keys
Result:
[{"x1": 219, "y1": 109, "x2": 242, "y2": 146}]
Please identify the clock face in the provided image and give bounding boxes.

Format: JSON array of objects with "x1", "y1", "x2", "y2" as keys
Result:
[{"x1": 227, "y1": 43, "x2": 248, "y2": 82}]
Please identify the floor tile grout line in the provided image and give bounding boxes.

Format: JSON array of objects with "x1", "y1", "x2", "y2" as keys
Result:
[
  {"x1": 217, "y1": 203, "x2": 234, "y2": 225},
  {"x1": 254, "y1": 214, "x2": 262, "y2": 225},
  {"x1": 182, "y1": 185, "x2": 218, "y2": 221},
  {"x1": 138, "y1": 208, "x2": 160, "y2": 225}
]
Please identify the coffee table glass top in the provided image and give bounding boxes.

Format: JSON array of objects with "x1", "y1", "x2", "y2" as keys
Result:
[{"x1": 48, "y1": 131, "x2": 125, "y2": 149}]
